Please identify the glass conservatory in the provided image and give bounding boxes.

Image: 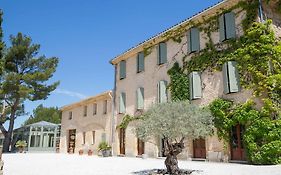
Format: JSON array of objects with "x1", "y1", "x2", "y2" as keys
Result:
[{"x1": 13, "y1": 121, "x2": 60, "y2": 152}]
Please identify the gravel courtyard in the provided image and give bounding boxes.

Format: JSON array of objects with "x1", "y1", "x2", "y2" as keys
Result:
[{"x1": 2, "y1": 153, "x2": 281, "y2": 175}]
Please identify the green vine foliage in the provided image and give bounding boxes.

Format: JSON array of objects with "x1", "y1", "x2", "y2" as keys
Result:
[
  {"x1": 167, "y1": 62, "x2": 189, "y2": 101},
  {"x1": 209, "y1": 99, "x2": 281, "y2": 164},
  {"x1": 117, "y1": 114, "x2": 141, "y2": 129}
]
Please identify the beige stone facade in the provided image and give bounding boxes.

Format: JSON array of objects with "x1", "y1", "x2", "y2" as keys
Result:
[
  {"x1": 60, "y1": 91, "x2": 113, "y2": 155},
  {"x1": 59, "y1": 0, "x2": 280, "y2": 162},
  {"x1": 109, "y1": 0, "x2": 280, "y2": 161}
]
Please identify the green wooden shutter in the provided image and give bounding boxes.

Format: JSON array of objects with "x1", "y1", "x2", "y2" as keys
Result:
[
  {"x1": 159, "y1": 80, "x2": 167, "y2": 103},
  {"x1": 219, "y1": 14, "x2": 226, "y2": 42},
  {"x1": 189, "y1": 72, "x2": 202, "y2": 100},
  {"x1": 190, "y1": 27, "x2": 200, "y2": 52},
  {"x1": 137, "y1": 87, "x2": 144, "y2": 109},
  {"x1": 119, "y1": 92, "x2": 126, "y2": 113},
  {"x1": 137, "y1": 52, "x2": 144, "y2": 73},
  {"x1": 159, "y1": 42, "x2": 167, "y2": 64},
  {"x1": 225, "y1": 12, "x2": 236, "y2": 39},
  {"x1": 223, "y1": 62, "x2": 230, "y2": 94},
  {"x1": 228, "y1": 61, "x2": 240, "y2": 93},
  {"x1": 120, "y1": 61, "x2": 126, "y2": 79},
  {"x1": 101, "y1": 133, "x2": 106, "y2": 142}
]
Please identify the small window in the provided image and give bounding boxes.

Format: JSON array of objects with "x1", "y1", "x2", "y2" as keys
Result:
[
  {"x1": 68, "y1": 111, "x2": 72, "y2": 120},
  {"x1": 219, "y1": 12, "x2": 236, "y2": 42},
  {"x1": 83, "y1": 106, "x2": 87, "y2": 117},
  {"x1": 93, "y1": 103, "x2": 97, "y2": 115},
  {"x1": 137, "y1": 52, "x2": 145, "y2": 73},
  {"x1": 82, "y1": 132, "x2": 86, "y2": 145},
  {"x1": 189, "y1": 72, "x2": 202, "y2": 100},
  {"x1": 103, "y1": 100, "x2": 107, "y2": 114},
  {"x1": 120, "y1": 60, "x2": 126, "y2": 80},
  {"x1": 157, "y1": 80, "x2": 168, "y2": 103},
  {"x1": 119, "y1": 92, "x2": 126, "y2": 114},
  {"x1": 92, "y1": 131, "x2": 95, "y2": 144},
  {"x1": 223, "y1": 61, "x2": 241, "y2": 94},
  {"x1": 187, "y1": 27, "x2": 200, "y2": 53},
  {"x1": 157, "y1": 42, "x2": 167, "y2": 65},
  {"x1": 136, "y1": 87, "x2": 144, "y2": 110}
]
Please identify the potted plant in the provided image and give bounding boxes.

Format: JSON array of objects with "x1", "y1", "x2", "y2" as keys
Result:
[
  {"x1": 88, "y1": 149, "x2": 93, "y2": 156},
  {"x1": 78, "y1": 149, "x2": 84, "y2": 155},
  {"x1": 15, "y1": 140, "x2": 27, "y2": 153},
  {"x1": 98, "y1": 141, "x2": 111, "y2": 157}
]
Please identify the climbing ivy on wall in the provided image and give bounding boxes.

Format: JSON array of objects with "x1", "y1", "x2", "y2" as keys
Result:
[
  {"x1": 209, "y1": 98, "x2": 281, "y2": 165},
  {"x1": 167, "y1": 62, "x2": 189, "y2": 101}
]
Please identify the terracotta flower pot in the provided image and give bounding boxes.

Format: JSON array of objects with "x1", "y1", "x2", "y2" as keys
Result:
[
  {"x1": 79, "y1": 150, "x2": 83, "y2": 155},
  {"x1": 88, "y1": 150, "x2": 93, "y2": 156}
]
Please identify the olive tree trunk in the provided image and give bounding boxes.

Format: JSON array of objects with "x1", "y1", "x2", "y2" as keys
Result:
[{"x1": 164, "y1": 138, "x2": 185, "y2": 175}]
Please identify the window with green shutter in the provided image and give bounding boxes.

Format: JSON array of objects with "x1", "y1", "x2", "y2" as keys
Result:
[
  {"x1": 157, "y1": 42, "x2": 167, "y2": 65},
  {"x1": 219, "y1": 12, "x2": 236, "y2": 42},
  {"x1": 223, "y1": 61, "x2": 241, "y2": 94},
  {"x1": 136, "y1": 87, "x2": 144, "y2": 110},
  {"x1": 137, "y1": 52, "x2": 145, "y2": 73},
  {"x1": 157, "y1": 80, "x2": 168, "y2": 103},
  {"x1": 119, "y1": 92, "x2": 126, "y2": 113},
  {"x1": 187, "y1": 27, "x2": 200, "y2": 53},
  {"x1": 189, "y1": 72, "x2": 202, "y2": 100},
  {"x1": 120, "y1": 60, "x2": 126, "y2": 80}
]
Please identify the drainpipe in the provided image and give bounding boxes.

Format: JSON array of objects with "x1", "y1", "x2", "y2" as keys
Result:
[
  {"x1": 110, "y1": 64, "x2": 117, "y2": 156},
  {"x1": 259, "y1": 0, "x2": 264, "y2": 23}
]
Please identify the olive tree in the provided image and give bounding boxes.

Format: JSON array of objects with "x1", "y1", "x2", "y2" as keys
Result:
[{"x1": 135, "y1": 101, "x2": 213, "y2": 174}]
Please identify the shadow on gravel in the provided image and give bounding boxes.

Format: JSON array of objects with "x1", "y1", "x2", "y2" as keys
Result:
[{"x1": 132, "y1": 169, "x2": 202, "y2": 175}]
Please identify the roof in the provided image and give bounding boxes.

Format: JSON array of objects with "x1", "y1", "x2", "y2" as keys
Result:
[
  {"x1": 26, "y1": 121, "x2": 59, "y2": 127},
  {"x1": 110, "y1": 0, "x2": 241, "y2": 65},
  {"x1": 60, "y1": 90, "x2": 112, "y2": 111}
]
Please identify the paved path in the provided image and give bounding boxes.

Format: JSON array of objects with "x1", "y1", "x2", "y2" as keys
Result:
[{"x1": 2, "y1": 153, "x2": 281, "y2": 175}]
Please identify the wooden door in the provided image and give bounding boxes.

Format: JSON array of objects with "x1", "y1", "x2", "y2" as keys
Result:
[
  {"x1": 230, "y1": 125, "x2": 246, "y2": 161},
  {"x1": 119, "y1": 128, "x2": 126, "y2": 155},
  {"x1": 193, "y1": 138, "x2": 206, "y2": 159},
  {"x1": 137, "y1": 138, "x2": 145, "y2": 155},
  {"x1": 68, "y1": 129, "x2": 76, "y2": 154}
]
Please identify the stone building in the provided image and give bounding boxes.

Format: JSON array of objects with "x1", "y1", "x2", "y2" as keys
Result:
[
  {"x1": 109, "y1": 0, "x2": 280, "y2": 162},
  {"x1": 60, "y1": 91, "x2": 113, "y2": 155}
]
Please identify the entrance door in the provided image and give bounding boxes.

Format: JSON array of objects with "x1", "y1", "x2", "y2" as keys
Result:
[
  {"x1": 68, "y1": 129, "x2": 76, "y2": 154},
  {"x1": 193, "y1": 138, "x2": 206, "y2": 159},
  {"x1": 230, "y1": 125, "x2": 246, "y2": 161},
  {"x1": 119, "y1": 128, "x2": 126, "y2": 155},
  {"x1": 137, "y1": 138, "x2": 145, "y2": 155}
]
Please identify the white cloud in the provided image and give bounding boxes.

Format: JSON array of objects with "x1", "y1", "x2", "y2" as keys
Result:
[{"x1": 54, "y1": 89, "x2": 88, "y2": 99}]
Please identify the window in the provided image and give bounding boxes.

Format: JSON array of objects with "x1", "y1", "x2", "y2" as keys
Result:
[
  {"x1": 68, "y1": 111, "x2": 72, "y2": 120},
  {"x1": 157, "y1": 80, "x2": 168, "y2": 103},
  {"x1": 157, "y1": 42, "x2": 167, "y2": 65},
  {"x1": 93, "y1": 103, "x2": 97, "y2": 115},
  {"x1": 137, "y1": 52, "x2": 145, "y2": 73},
  {"x1": 83, "y1": 106, "x2": 87, "y2": 117},
  {"x1": 119, "y1": 60, "x2": 126, "y2": 80},
  {"x1": 189, "y1": 71, "x2": 202, "y2": 100},
  {"x1": 103, "y1": 100, "x2": 107, "y2": 114},
  {"x1": 82, "y1": 132, "x2": 86, "y2": 145},
  {"x1": 136, "y1": 87, "x2": 144, "y2": 110},
  {"x1": 187, "y1": 27, "x2": 200, "y2": 53},
  {"x1": 223, "y1": 61, "x2": 241, "y2": 94},
  {"x1": 119, "y1": 92, "x2": 126, "y2": 114},
  {"x1": 219, "y1": 12, "x2": 236, "y2": 42},
  {"x1": 92, "y1": 131, "x2": 95, "y2": 144}
]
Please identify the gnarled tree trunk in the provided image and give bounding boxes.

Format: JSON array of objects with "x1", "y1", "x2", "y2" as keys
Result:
[{"x1": 164, "y1": 138, "x2": 185, "y2": 175}]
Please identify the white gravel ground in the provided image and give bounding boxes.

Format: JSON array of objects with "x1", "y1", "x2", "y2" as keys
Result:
[{"x1": 2, "y1": 153, "x2": 281, "y2": 175}]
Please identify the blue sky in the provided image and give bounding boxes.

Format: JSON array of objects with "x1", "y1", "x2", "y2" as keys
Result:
[{"x1": 0, "y1": 0, "x2": 220, "y2": 128}]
